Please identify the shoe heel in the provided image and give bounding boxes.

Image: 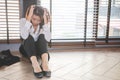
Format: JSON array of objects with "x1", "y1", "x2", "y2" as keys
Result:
[
  {"x1": 34, "y1": 72, "x2": 43, "y2": 78},
  {"x1": 43, "y1": 71, "x2": 51, "y2": 77},
  {"x1": 32, "y1": 67, "x2": 43, "y2": 78}
]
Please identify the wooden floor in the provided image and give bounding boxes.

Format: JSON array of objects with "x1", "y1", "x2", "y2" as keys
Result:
[{"x1": 0, "y1": 48, "x2": 120, "y2": 80}]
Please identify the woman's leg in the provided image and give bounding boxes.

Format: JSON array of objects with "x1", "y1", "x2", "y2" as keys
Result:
[
  {"x1": 23, "y1": 35, "x2": 36, "y2": 57},
  {"x1": 23, "y1": 35, "x2": 42, "y2": 73},
  {"x1": 30, "y1": 56, "x2": 42, "y2": 72},
  {"x1": 41, "y1": 53, "x2": 50, "y2": 71},
  {"x1": 30, "y1": 56, "x2": 43, "y2": 78},
  {"x1": 36, "y1": 34, "x2": 50, "y2": 71}
]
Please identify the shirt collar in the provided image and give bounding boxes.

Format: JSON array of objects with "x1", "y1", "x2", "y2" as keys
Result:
[{"x1": 31, "y1": 25, "x2": 40, "y2": 34}]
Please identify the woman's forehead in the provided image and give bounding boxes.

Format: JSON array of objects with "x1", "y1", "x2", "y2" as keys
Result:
[{"x1": 32, "y1": 14, "x2": 40, "y2": 18}]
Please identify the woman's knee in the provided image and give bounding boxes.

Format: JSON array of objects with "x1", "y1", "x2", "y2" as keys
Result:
[
  {"x1": 25, "y1": 35, "x2": 34, "y2": 42},
  {"x1": 38, "y1": 34, "x2": 46, "y2": 41},
  {"x1": 24, "y1": 35, "x2": 35, "y2": 48}
]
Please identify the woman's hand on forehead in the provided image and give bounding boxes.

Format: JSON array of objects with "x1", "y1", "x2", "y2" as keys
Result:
[{"x1": 26, "y1": 5, "x2": 35, "y2": 21}]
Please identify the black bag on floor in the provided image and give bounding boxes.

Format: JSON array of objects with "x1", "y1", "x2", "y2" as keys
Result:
[
  {"x1": 0, "y1": 56, "x2": 5, "y2": 67},
  {"x1": 0, "y1": 49, "x2": 20, "y2": 67}
]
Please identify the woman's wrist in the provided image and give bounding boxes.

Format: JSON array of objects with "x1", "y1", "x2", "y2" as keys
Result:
[{"x1": 26, "y1": 17, "x2": 31, "y2": 22}]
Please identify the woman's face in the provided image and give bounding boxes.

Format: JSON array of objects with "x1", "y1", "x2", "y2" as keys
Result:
[{"x1": 31, "y1": 14, "x2": 41, "y2": 27}]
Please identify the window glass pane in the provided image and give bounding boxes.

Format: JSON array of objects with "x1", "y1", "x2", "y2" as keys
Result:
[
  {"x1": 41, "y1": 0, "x2": 86, "y2": 40},
  {"x1": 98, "y1": 0, "x2": 108, "y2": 38},
  {"x1": 87, "y1": 0, "x2": 94, "y2": 39},
  {"x1": 109, "y1": 0, "x2": 120, "y2": 38}
]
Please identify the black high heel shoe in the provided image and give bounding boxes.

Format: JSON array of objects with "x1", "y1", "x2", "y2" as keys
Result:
[
  {"x1": 43, "y1": 71, "x2": 51, "y2": 77},
  {"x1": 32, "y1": 67, "x2": 43, "y2": 78},
  {"x1": 33, "y1": 71, "x2": 44, "y2": 78},
  {"x1": 40, "y1": 65, "x2": 51, "y2": 77}
]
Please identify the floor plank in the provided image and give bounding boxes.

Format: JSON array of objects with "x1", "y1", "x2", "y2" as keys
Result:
[{"x1": 0, "y1": 48, "x2": 120, "y2": 80}]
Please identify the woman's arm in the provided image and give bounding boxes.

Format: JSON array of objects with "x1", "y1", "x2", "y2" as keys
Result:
[
  {"x1": 26, "y1": 5, "x2": 35, "y2": 22},
  {"x1": 42, "y1": 8, "x2": 51, "y2": 30},
  {"x1": 20, "y1": 18, "x2": 32, "y2": 40},
  {"x1": 43, "y1": 8, "x2": 50, "y2": 24},
  {"x1": 20, "y1": 5, "x2": 34, "y2": 40},
  {"x1": 42, "y1": 8, "x2": 51, "y2": 42},
  {"x1": 42, "y1": 8, "x2": 51, "y2": 31}
]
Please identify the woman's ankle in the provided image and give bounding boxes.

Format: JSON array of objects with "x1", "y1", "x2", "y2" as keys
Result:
[
  {"x1": 41, "y1": 63, "x2": 50, "y2": 71},
  {"x1": 30, "y1": 56, "x2": 42, "y2": 72},
  {"x1": 32, "y1": 64, "x2": 42, "y2": 72}
]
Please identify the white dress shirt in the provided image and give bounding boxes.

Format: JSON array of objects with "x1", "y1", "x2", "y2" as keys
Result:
[{"x1": 20, "y1": 18, "x2": 51, "y2": 42}]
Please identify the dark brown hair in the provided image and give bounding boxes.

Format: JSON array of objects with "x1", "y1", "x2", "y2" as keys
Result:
[
  {"x1": 33, "y1": 6, "x2": 44, "y2": 28},
  {"x1": 26, "y1": 5, "x2": 44, "y2": 28}
]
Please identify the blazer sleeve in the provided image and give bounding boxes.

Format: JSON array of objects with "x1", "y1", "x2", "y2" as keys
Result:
[{"x1": 20, "y1": 18, "x2": 32, "y2": 40}]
